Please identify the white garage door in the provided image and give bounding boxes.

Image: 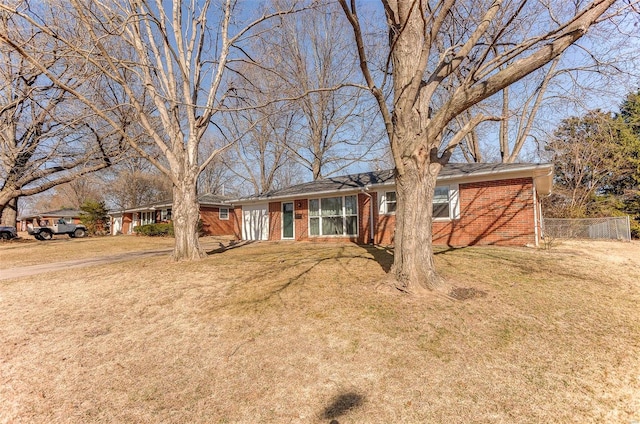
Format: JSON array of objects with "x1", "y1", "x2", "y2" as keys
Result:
[{"x1": 242, "y1": 204, "x2": 269, "y2": 241}]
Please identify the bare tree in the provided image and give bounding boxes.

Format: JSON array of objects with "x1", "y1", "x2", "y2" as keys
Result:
[
  {"x1": 51, "y1": 176, "x2": 105, "y2": 209},
  {"x1": 0, "y1": 12, "x2": 124, "y2": 225},
  {"x1": 256, "y1": 3, "x2": 386, "y2": 180},
  {"x1": 339, "y1": 0, "x2": 626, "y2": 292},
  {"x1": 103, "y1": 157, "x2": 173, "y2": 210},
  {"x1": 456, "y1": 9, "x2": 640, "y2": 165},
  {"x1": 0, "y1": 0, "x2": 309, "y2": 259},
  {"x1": 197, "y1": 137, "x2": 238, "y2": 196},
  {"x1": 225, "y1": 103, "x2": 298, "y2": 194},
  {"x1": 221, "y1": 60, "x2": 301, "y2": 194}
]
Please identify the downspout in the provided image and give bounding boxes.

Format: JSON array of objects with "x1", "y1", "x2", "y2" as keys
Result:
[
  {"x1": 360, "y1": 186, "x2": 375, "y2": 244},
  {"x1": 533, "y1": 184, "x2": 539, "y2": 247}
]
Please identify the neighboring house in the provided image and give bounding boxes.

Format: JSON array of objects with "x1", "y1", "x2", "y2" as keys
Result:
[
  {"x1": 231, "y1": 163, "x2": 553, "y2": 247},
  {"x1": 109, "y1": 194, "x2": 239, "y2": 236},
  {"x1": 18, "y1": 209, "x2": 83, "y2": 232}
]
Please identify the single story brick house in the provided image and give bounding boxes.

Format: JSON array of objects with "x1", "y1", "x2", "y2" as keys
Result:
[
  {"x1": 17, "y1": 209, "x2": 83, "y2": 232},
  {"x1": 109, "y1": 194, "x2": 240, "y2": 236},
  {"x1": 230, "y1": 163, "x2": 553, "y2": 247}
]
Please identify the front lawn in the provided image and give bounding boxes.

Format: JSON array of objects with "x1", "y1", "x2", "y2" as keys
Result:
[{"x1": 1, "y1": 239, "x2": 639, "y2": 423}]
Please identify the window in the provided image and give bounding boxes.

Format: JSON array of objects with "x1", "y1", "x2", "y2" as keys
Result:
[
  {"x1": 309, "y1": 195, "x2": 358, "y2": 236},
  {"x1": 140, "y1": 211, "x2": 155, "y2": 225},
  {"x1": 379, "y1": 185, "x2": 459, "y2": 220},
  {"x1": 384, "y1": 191, "x2": 397, "y2": 214},
  {"x1": 433, "y1": 187, "x2": 450, "y2": 218},
  {"x1": 219, "y1": 207, "x2": 229, "y2": 220}
]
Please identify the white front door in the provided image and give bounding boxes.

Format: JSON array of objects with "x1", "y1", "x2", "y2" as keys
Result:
[
  {"x1": 242, "y1": 204, "x2": 269, "y2": 241},
  {"x1": 112, "y1": 217, "x2": 122, "y2": 235}
]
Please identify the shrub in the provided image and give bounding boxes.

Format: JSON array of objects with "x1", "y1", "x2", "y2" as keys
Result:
[
  {"x1": 133, "y1": 223, "x2": 174, "y2": 237},
  {"x1": 631, "y1": 218, "x2": 640, "y2": 239}
]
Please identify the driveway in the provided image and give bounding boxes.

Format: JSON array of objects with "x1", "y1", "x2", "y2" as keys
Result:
[
  {"x1": 0, "y1": 249, "x2": 175, "y2": 280},
  {"x1": 0, "y1": 239, "x2": 232, "y2": 281}
]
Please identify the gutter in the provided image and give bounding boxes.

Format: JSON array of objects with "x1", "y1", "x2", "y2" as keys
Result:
[{"x1": 230, "y1": 163, "x2": 555, "y2": 204}]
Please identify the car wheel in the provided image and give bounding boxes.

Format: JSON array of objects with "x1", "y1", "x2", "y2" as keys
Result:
[
  {"x1": 0, "y1": 232, "x2": 9, "y2": 240},
  {"x1": 34, "y1": 234, "x2": 44, "y2": 240},
  {"x1": 40, "y1": 230, "x2": 53, "y2": 240},
  {"x1": 74, "y1": 228, "x2": 86, "y2": 238}
]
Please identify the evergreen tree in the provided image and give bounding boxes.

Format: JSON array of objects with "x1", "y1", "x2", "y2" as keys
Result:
[
  {"x1": 79, "y1": 200, "x2": 109, "y2": 236},
  {"x1": 615, "y1": 90, "x2": 640, "y2": 236},
  {"x1": 544, "y1": 91, "x2": 640, "y2": 237}
]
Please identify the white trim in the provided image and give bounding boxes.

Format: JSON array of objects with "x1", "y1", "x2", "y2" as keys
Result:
[
  {"x1": 378, "y1": 190, "x2": 397, "y2": 215},
  {"x1": 450, "y1": 183, "x2": 460, "y2": 219},
  {"x1": 379, "y1": 185, "x2": 460, "y2": 221},
  {"x1": 533, "y1": 184, "x2": 539, "y2": 247},
  {"x1": 378, "y1": 191, "x2": 386, "y2": 214},
  {"x1": 231, "y1": 164, "x2": 553, "y2": 204}
]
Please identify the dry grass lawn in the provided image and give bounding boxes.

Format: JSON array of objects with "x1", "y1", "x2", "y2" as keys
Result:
[
  {"x1": 0, "y1": 234, "x2": 176, "y2": 269},
  {"x1": 1, "y1": 238, "x2": 639, "y2": 423}
]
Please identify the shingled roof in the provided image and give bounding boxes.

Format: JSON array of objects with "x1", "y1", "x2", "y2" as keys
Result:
[{"x1": 233, "y1": 162, "x2": 553, "y2": 202}]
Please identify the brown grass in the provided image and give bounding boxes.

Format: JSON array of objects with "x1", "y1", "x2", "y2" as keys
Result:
[
  {"x1": 0, "y1": 234, "x2": 176, "y2": 269},
  {"x1": 1, "y1": 238, "x2": 639, "y2": 423}
]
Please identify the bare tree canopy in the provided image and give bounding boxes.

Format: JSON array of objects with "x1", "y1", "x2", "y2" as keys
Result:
[
  {"x1": 0, "y1": 12, "x2": 126, "y2": 225},
  {"x1": 339, "y1": 0, "x2": 632, "y2": 292},
  {"x1": 264, "y1": 3, "x2": 386, "y2": 180},
  {"x1": 0, "y1": 0, "x2": 310, "y2": 259}
]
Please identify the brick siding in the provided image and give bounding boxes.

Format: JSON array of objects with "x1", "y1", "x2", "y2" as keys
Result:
[
  {"x1": 432, "y1": 178, "x2": 536, "y2": 246},
  {"x1": 259, "y1": 177, "x2": 538, "y2": 247}
]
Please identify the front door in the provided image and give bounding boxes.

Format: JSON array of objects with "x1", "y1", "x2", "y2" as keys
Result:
[{"x1": 282, "y1": 202, "x2": 294, "y2": 239}]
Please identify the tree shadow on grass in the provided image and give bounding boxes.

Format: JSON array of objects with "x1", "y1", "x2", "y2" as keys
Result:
[
  {"x1": 205, "y1": 240, "x2": 254, "y2": 255},
  {"x1": 434, "y1": 245, "x2": 467, "y2": 255},
  {"x1": 321, "y1": 391, "x2": 365, "y2": 422},
  {"x1": 362, "y1": 245, "x2": 393, "y2": 272}
]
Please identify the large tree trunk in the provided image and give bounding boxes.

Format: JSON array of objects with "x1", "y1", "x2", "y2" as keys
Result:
[
  {"x1": 172, "y1": 181, "x2": 205, "y2": 261},
  {"x1": 392, "y1": 160, "x2": 443, "y2": 292},
  {"x1": 1, "y1": 197, "x2": 18, "y2": 227}
]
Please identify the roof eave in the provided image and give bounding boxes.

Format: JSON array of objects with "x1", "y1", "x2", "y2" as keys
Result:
[{"x1": 232, "y1": 163, "x2": 554, "y2": 202}]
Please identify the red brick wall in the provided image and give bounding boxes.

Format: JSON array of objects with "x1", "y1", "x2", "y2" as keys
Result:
[
  {"x1": 375, "y1": 214, "x2": 396, "y2": 245},
  {"x1": 372, "y1": 178, "x2": 537, "y2": 247},
  {"x1": 268, "y1": 202, "x2": 281, "y2": 240},
  {"x1": 231, "y1": 206, "x2": 242, "y2": 239},
  {"x1": 200, "y1": 206, "x2": 236, "y2": 236},
  {"x1": 358, "y1": 192, "x2": 375, "y2": 244},
  {"x1": 294, "y1": 199, "x2": 309, "y2": 241},
  {"x1": 433, "y1": 178, "x2": 536, "y2": 246}
]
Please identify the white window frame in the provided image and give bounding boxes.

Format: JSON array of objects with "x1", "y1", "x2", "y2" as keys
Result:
[
  {"x1": 378, "y1": 184, "x2": 460, "y2": 220},
  {"x1": 219, "y1": 207, "x2": 229, "y2": 220},
  {"x1": 308, "y1": 195, "x2": 358, "y2": 237},
  {"x1": 382, "y1": 191, "x2": 397, "y2": 215},
  {"x1": 141, "y1": 211, "x2": 154, "y2": 225},
  {"x1": 160, "y1": 208, "x2": 172, "y2": 221}
]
